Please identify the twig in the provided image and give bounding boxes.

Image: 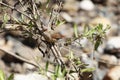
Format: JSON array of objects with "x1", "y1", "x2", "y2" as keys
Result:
[
  {"x1": 0, "y1": 2, "x2": 33, "y2": 21},
  {"x1": 0, "y1": 1, "x2": 65, "y2": 67},
  {"x1": 50, "y1": 45, "x2": 63, "y2": 65},
  {"x1": 0, "y1": 48, "x2": 55, "y2": 73},
  {"x1": 0, "y1": 48, "x2": 39, "y2": 68},
  {"x1": 53, "y1": 45, "x2": 64, "y2": 65}
]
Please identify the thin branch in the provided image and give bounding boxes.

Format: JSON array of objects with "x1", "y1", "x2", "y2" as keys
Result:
[
  {"x1": 0, "y1": 1, "x2": 65, "y2": 67},
  {"x1": 0, "y1": 48, "x2": 39, "y2": 68},
  {"x1": 53, "y1": 45, "x2": 64, "y2": 65},
  {"x1": 51, "y1": 45, "x2": 62, "y2": 65},
  {"x1": 0, "y1": 2, "x2": 33, "y2": 21},
  {"x1": 0, "y1": 48, "x2": 55, "y2": 73}
]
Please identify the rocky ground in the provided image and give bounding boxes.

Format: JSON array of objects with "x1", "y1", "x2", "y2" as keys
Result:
[{"x1": 0, "y1": 0, "x2": 120, "y2": 80}]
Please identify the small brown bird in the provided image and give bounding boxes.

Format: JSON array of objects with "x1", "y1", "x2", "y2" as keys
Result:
[
  {"x1": 51, "y1": 32, "x2": 64, "y2": 40},
  {"x1": 44, "y1": 31, "x2": 64, "y2": 43}
]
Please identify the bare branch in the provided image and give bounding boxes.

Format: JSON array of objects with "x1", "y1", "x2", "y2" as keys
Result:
[
  {"x1": 0, "y1": 2, "x2": 33, "y2": 21},
  {"x1": 0, "y1": 0, "x2": 65, "y2": 67},
  {"x1": 0, "y1": 48, "x2": 39, "y2": 68}
]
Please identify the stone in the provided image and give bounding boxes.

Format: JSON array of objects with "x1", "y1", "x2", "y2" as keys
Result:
[
  {"x1": 0, "y1": 59, "x2": 6, "y2": 70},
  {"x1": 106, "y1": 37, "x2": 120, "y2": 49},
  {"x1": 104, "y1": 37, "x2": 120, "y2": 58},
  {"x1": 0, "y1": 49, "x2": 5, "y2": 58},
  {"x1": 5, "y1": 36, "x2": 41, "y2": 60},
  {"x1": 38, "y1": 0, "x2": 47, "y2": 4},
  {"x1": 99, "y1": 55, "x2": 118, "y2": 66},
  {"x1": 63, "y1": 0, "x2": 79, "y2": 12},
  {"x1": 89, "y1": 16, "x2": 111, "y2": 28},
  {"x1": 80, "y1": 54, "x2": 97, "y2": 68},
  {"x1": 11, "y1": 63, "x2": 23, "y2": 73},
  {"x1": 14, "y1": 73, "x2": 48, "y2": 80},
  {"x1": 61, "y1": 12, "x2": 73, "y2": 22},
  {"x1": 103, "y1": 66, "x2": 120, "y2": 80},
  {"x1": 55, "y1": 24, "x2": 74, "y2": 38},
  {"x1": 92, "y1": 0, "x2": 108, "y2": 5},
  {"x1": 104, "y1": 36, "x2": 120, "y2": 58},
  {"x1": 23, "y1": 63, "x2": 35, "y2": 70},
  {"x1": 79, "y1": 0, "x2": 95, "y2": 11}
]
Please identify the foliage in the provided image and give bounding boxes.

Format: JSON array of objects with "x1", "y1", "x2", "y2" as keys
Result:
[
  {"x1": 0, "y1": 69, "x2": 5, "y2": 80},
  {"x1": 0, "y1": 0, "x2": 110, "y2": 80},
  {"x1": 0, "y1": 69, "x2": 14, "y2": 80},
  {"x1": 83, "y1": 24, "x2": 111, "y2": 51}
]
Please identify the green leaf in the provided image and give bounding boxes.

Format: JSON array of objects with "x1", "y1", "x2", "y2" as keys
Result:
[
  {"x1": 55, "y1": 64, "x2": 62, "y2": 78},
  {"x1": 56, "y1": 20, "x2": 65, "y2": 26},
  {"x1": 74, "y1": 24, "x2": 78, "y2": 38},
  {"x1": 0, "y1": 69, "x2": 5, "y2": 80},
  {"x1": 21, "y1": 14, "x2": 24, "y2": 21},
  {"x1": 94, "y1": 40, "x2": 102, "y2": 51},
  {"x1": 1, "y1": 13, "x2": 9, "y2": 28},
  {"x1": 3, "y1": 13, "x2": 8, "y2": 23},
  {"x1": 55, "y1": 65, "x2": 59, "y2": 77},
  {"x1": 81, "y1": 68, "x2": 95, "y2": 73},
  {"x1": 74, "y1": 58, "x2": 81, "y2": 65},
  {"x1": 45, "y1": 61, "x2": 49, "y2": 72},
  {"x1": 46, "y1": 0, "x2": 50, "y2": 8},
  {"x1": 13, "y1": 17, "x2": 20, "y2": 23},
  {"x1": 84, "y1": 27, "x2": 95, "y2": 37},
  {"x1": 7, "y1": 74, "x2": 14, "y2": 80},
  {"x1": 69, "y1": 70, "x2": 76, "y2": 74},
  {"x1": 28, "y1": 21, "x2": 33, "y2": 29},
  {"x1": 76, "y1": 60, "x2": 81, "y2": 65},
  {"x1": 57, "y1": 65, "x2": 60, "y2": 76},
  {"x1": 51, "y1": 75, "x2": 56, "y2": 80},
  {"x1": 83, "y1": 25, "x2": 89, "y2": 33},
  {"x1": 96, "y1": 24, "x2": 103, "y2": 31},
  {"x1": 69, "y1": 50, "x2": 74, "y2": 60},
  {"x1": 62, "y1": 68, "x2": 66, "y2": 77},
  {"x1": 104, "y1": 25, "x2": 111, "y2": 32},
  {"x1": 34, "y1": 14, "x2": 38, "y2": 20}
]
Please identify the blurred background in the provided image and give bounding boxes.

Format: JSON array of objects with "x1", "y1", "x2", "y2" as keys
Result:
[{"x1": 0, "y1": 0, "x2": 120, "y2": 80}]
